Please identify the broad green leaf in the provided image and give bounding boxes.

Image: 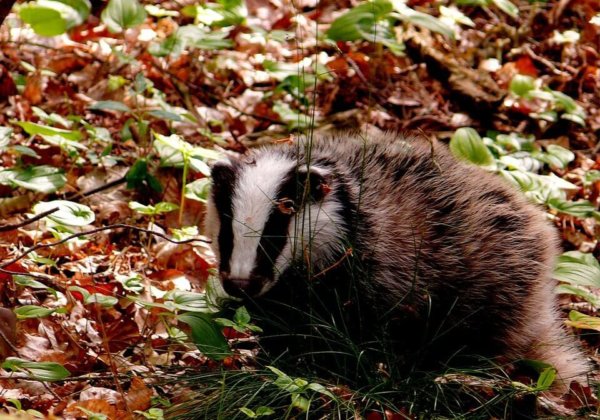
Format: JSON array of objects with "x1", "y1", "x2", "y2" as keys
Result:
[
  {"x1": 550, "y1": 90, "x2": 578, "y2": 112},
  {"x1": 0, "y1": 165, "x2": 66, "y2": 193},
  {"x1": 14, "y1": 276, "x2": 52, "y2": 290},
  {"x1": 509, "y1": 75, "x2": 535, "y2": 97},
  {"x1": 178, "y1": 312, "x2": 231, "y2": 360},
  {"x1": 0, "y1": 126, "x2": 12, "y2": 148},
  {"x1": 171, "y1": 226, "x2": 199, "y2": 241},
  {"x1": 14, "y1": 275, "x2": 57, "y2": 296},
  {"x1": 307, "y1": 382, "x2": 336, "y2": 399},
  {"x1": 38, "y1": 0, "x2": 85, "y2": 27},
  {"x1": 129, "y1": 201, "x2": 178, "y2": 216},
  {"x1": 148, "y1": 26, "x2": 233, "y2": 57},
  {"x1": 291, "y1": 394, "x2": 310, "y2": 412},
  {"x1": 272, "y1": 102, "x2": 312, "y2": 130},
  {"x1": 535, "y1": 367, "x2": 556, "y2": 391},
  {"x1": 565, "y1": 310, "x2": 600, "y2": 331},
  {"x1": 327, "y1": 0, "x2": 393, "y2": 42},
  {"x1": 499, "y1": 153, "x2": 541, "y2": 172},
  {"x1": 153, "y1": 132, "x2": 218, "y2": 174},
  {"x1": 534, "y1": 144, "x2": 574, "y2": 169},
  {"x1": 234, "y1": 306, "x2": 251, "y2": 326},
  {"x1": 555, "y1": 284, "x2": 600, "y2": 307},
  {"x1": 125, "y1": 159, "x2": 163, "y2": 192},
  {"x1": 239, "y1": 408, "x2": 256, "y2": 418},
  {"x1": 154, "y1": 202, "x2": 179, "y2": 214},
  {"x1": 392, "y1": 8, "x2": 454, "y2": 39},
  {"x1": 115, "y1": 273, "x2": 144, "y2": 293},
  {"x1": 449, "y1": 127, "x2": 495, "y2": 168},
  {"x1": 145, "y1": 4, "x2": 179, "y2": 17},
  {"x1": 129, "y1": 201, "x2": 156, "y2": 215},
  {"x1": 561, "y1": 112, "x2": 586, "y2": 126},
  {"x1": 40, "y1": 135, "x2": 87, "y2": 153},
  {"x1": 255, "y1": 406, "x2": 275, "y2": 417},
  {"x1": 499, "y1": 169, "x2": 541, "y2": 192},
  {"x1": 184, "y1": 178, "x2": 211, "y2": 203},
  {"x1": 147, "y1": 110, "x2": 182, "y2": 121},
  {"x1": 19, "y1": 5, "x2": 66, "y2": 36},
  {"x1": 326, "y1": 0, "x2": 403, "y2": 54},
  {"x1": 54, "y1": 0, "x2": 91, "y2": 20},
  {"x1": 439, "y1": 5, "x2": 475, "y2": 28},
  {"x1": 15, "y1": 121, "x2": 82, "y2": 141},
  {"x1": 491, "y1": 0, "x2": 519, "y2": 18},
  {"x1": 88, "y1": 100, "x2": 131, "y2": 113},
  {"x1": 33, "y1": 200, "x2": 95, "y2": 226},
  {"x1": 2, "y1": 357, "x2": 70, "y2": 381},
  {"x1": 584, "y1": 170, "x2": 600, "y2": 186},
  {"x1": 15, "y1": 305, "x2": 56, "y2": 319},
  {"x1": 553, "y1": 251, "x2": 600, "y2": 288},
  {"x1": 68, "y1": 286, "x2": 118, "y2": 307},
  {"x1": 101, "y1": 0, "x2": 147, "y2": 33},
  {"x1": 165, "y1": 290, "x2": 210, "y2": 312},
  {"x1": 547, "y1": 198, "x2": 595, "y2": 218}
]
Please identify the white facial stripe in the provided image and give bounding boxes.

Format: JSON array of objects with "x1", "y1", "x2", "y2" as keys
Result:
[
  {"x1": 229, "y1": 154, "x2": 295, "y2": 279},
  {"x1": 268, "y1": 197, "x2": 345, "y2": 294}
]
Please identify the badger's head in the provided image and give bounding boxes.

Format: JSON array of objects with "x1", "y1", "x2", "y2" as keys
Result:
[{"x1": 205, "y1": 149, "x2": 345, "y2": 299}]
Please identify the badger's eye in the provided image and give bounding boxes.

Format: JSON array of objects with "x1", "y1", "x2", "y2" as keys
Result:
[{"x1": 277, "y1": 198, "x2": 296, "y2": 215}]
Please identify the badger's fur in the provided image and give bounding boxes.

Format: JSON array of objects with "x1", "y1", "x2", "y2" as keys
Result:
[{"x1": 205, "y1": 133, "x2": 588, "y2": 385}]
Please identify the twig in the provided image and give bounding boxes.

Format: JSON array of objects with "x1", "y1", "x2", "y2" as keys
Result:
[
  {"x1": 64, "y1": 176, "x2": 127, "y2": 202},
  {"x1": 0, "y1": 208, "x2": 59, "y2": 232},
  {"x1": 0, "y1": 223, "x2": 210, "y2": 269}
]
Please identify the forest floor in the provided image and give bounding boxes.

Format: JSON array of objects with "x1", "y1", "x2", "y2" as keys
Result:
[{"x1": 0, "y1": 0, "x2": 599, "y2": 418}]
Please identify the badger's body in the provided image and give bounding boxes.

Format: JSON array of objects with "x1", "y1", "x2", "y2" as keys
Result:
[{"x1": 205, "y1": 133, "x2": 587, "y2": 384}]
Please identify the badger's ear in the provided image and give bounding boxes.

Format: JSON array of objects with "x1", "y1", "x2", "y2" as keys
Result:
[{"x1": 297, "y1": 166, "x2": 332, "y2": 203}]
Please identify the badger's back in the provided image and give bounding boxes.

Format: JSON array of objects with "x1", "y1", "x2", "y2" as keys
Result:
[{"x1": 207, "y1": 132, "x2": 588, "y2": 384}]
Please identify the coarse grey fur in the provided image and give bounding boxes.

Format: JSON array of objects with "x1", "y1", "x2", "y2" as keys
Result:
[{"x1": 205, "y1": 132, "x2": 588, "y2": 387}]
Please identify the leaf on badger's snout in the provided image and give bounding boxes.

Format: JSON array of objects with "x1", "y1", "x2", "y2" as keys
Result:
[{"x1": 178, "y1": 312, "x2": 231, "y2": 360}]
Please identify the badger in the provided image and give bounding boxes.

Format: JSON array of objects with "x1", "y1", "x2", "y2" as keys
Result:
[{"x1": 204, "y1": 132, "x2": 588, "y2": 386}]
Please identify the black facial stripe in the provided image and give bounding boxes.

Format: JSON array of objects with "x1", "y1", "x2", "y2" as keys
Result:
[
  {"x1": 211, "y1": 162, "x2": 238, "y2": 273},
  {"x1": 252, "y1": 168, "x2": 299, "y2": 278}
]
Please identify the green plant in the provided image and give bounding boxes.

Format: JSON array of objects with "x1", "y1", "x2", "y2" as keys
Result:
[
  {"x1": 508, "y1": 74, "x2": 587, "y2": 126},
  {"x1": 455, "y1": 0, "x2": 519, "y2": 18},
  {"x1": 152, "y1": 132, "x2": 220, "y2": 223},
  {"x1": 2, "y1": 357, "x2": 71, "y2": 381},
  {"x1": 18, "y1": 0, "x2": 91, "y2": 36},
  {"x1": 326, "y1": 0, "x2": 454, "y2": 55}
]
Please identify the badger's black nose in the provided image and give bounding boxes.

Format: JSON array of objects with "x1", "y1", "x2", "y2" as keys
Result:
[{"x1": 220, "y1": 272, "x2": 264, "y2": 298}]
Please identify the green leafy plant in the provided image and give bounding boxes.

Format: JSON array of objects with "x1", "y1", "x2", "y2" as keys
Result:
[
  {"x1": 554, "y1": 251, "x2": 600, "y2": 307},
  {"x1": 508, "y1": 75, "x2": 587, "y2": 126},
  {"x1": 153, "y1": 132, "x2": 220, "y2": 223},
  {"x1": 101, "y1": 0, "x2": 147, "y2": 33},
  {"x1": 19, "y1": 0, "x2": 91, "y2": 36},
  {"x1": 327, "y1": 0, "x2": 454, "y2": 55},
  {"x1": 178, "y1": 312, "x2": 231, "y2": 360},
  {"x1": 0, "y1": 165, "x2": 66, "y2": 193},
  {"x1": 455, "y1": 0, "x2": 519, "y2": 18},
  {"x1": 149, "y1": 25, "x2": 234, "y2": 57},
  {"x1": 14, "y1": 305, "x2": 59, "y2": 319},
  {"x1": 68, "y1": 285, "x2": 119, "y2": 307},
  {"x1": 33, "y1": 200, "x2": 95, "y2": 226},
  {"x1": 182, "y1": 0, "x2": 247, "y2": 27},
  {"x1": 449, "y1": 127, "x2": 496, "y2": 169},
  {"x1": 14, "y1": 275, "x2": 58, "y2": 297},
  {"x1": 265, "y1": 366, "x2": 336, "y2": 413},
  {"x1": 215, "y1": 306, "x2": 263, "y2": 334},
  {"x1": 2, "y1": 357, "x2": 71, "y2": 381}
]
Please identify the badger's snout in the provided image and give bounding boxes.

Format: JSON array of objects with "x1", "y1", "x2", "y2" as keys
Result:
[{"x1": 220, "y1": 272, "x2": 265, "y2": 298}]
